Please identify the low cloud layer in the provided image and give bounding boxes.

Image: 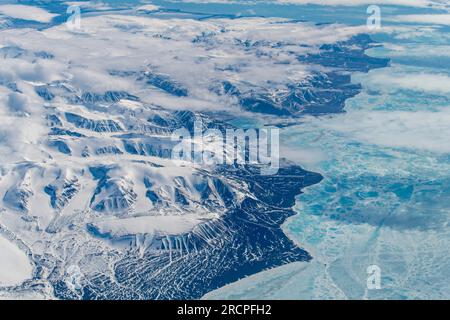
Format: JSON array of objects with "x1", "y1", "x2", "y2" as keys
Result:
[
  {"x1": 310, "y1": 109, "x2": 450, "y2": 154},
  {"x1": 0, "y1": 5, "x2": 57, "y2": 23}
]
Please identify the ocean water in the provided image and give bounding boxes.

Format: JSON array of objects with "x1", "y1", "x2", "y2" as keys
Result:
[{"x1": 205, "y1": 11, "x2": 450, "y2": 299}]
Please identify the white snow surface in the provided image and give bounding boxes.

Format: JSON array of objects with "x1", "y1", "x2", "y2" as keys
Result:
[{"x1": 0, "y1": 234, "x2": 32, "y2": 286}]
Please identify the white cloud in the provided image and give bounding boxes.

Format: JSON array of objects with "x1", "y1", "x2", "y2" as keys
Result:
[
  {"x1": 70, "y1": 67, "x2": 136, "y2": 93},
  {"x1": 364, "y1": 71, "x2": 450, "y2": 94},
  {"x1": 394, "y1": 14, "x2": 450, "y2": 26},
  {"x1": 0, "y1": 14, "x2": 368, "y2": 112},
  {"x1": 383, "y1": 43, "x2": 450, "y2": 57},
  {"x1": 0, "y1": 5, "x2": 57, "y2": 23},
  {"x1": 310, "y1": 109, "x2": 450, "y2": 154},
  {"x1": 64, "y1": 1, "x2": 113, "y2": 10},
  {"x1": 136, "y1": 4, "x2": 161, "y2": 12}
]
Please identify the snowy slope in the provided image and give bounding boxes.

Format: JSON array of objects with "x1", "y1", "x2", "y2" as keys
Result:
[{"x1": 0, "y1": 234, "x2": 32, "y2": 287}]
